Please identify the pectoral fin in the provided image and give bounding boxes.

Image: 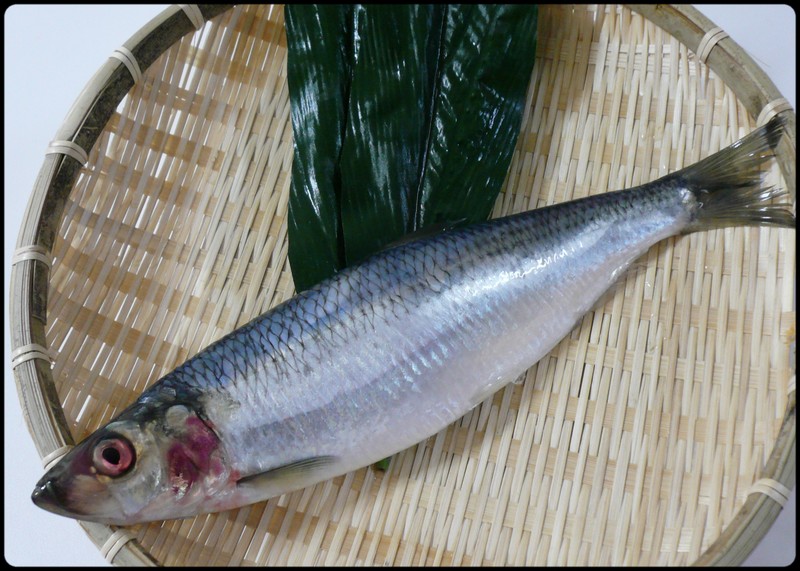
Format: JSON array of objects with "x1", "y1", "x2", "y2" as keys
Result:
[{"x1": 236, "y1": 456, "x2": 338, "y2": 490}]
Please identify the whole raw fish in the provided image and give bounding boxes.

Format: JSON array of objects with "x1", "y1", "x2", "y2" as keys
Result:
[{"x1": 32, "y1": 117, "x2": 794, "y2": 525}]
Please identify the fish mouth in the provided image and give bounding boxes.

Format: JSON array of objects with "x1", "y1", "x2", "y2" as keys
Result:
[
  {"x1": 31, "y1": 476, "x2": 87, "y2": 519},
  {"x1": 31, "y1": 473, "x2": 127, "y2": 523}
]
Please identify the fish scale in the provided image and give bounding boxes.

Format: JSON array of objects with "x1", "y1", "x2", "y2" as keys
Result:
[{"x1": 31, "y1": 117, "x2": 795, "y2": 524}]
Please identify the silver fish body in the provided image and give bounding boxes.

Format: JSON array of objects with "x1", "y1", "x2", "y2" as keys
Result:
[
  {"x1": 197, "y1": 182, "x2": 687, "y2": 481},
  {"x1": 31, "y1": 117, "x2": 794, "y2": 524}
]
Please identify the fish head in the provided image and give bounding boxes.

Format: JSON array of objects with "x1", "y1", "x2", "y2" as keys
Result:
[{"x1": 32, "y1": 402, "x2": 235, "y2": 525}]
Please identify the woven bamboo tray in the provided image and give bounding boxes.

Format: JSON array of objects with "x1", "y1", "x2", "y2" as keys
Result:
[{"x1": 10, "y1": 4, "x2": 796, "y2": 566}]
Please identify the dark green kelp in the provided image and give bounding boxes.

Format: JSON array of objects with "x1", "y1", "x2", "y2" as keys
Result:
[
  {"x1": 338, "y1": 5, "x2": 446, "y2": 265},
  {"x1": 284, "y1": 5, "x2": 353, "y2": 292},
  {"x1": 285, "y1": 4, "x2": 538, "y2": 290},
  {"x1": 413, "y1": 5, "x2": 540, "y2": 229}
]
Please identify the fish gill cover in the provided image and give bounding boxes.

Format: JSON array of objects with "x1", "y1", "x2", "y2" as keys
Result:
[{"x1": 285, "y1": 4, "x2": 539, "y2": 292}]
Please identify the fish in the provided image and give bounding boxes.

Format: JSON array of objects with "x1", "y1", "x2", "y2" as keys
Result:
[{"x1": 32, "y1": 116, "x2": 795, "y2": 525}]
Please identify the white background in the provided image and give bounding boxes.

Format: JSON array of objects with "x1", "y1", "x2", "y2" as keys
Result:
[{"x1": 4, "y1": 5, "x2": 795, "y2": 567}]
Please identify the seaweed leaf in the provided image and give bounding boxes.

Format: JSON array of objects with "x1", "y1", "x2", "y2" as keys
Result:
[
  {"x1": 286, "y1": 4, "x2": 538, "y2": 285},
  {"x1": 285, "y1": 5, "x2": 353, "y2": 292},
  {"x1": 414, "y1": 5, "x2": 539, "y2": 229},
  {"x1": 338, "y1": 5, "x2": 446, "y2": 265}
]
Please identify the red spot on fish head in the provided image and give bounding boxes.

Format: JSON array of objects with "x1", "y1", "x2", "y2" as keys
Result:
[
  {"x1": 167, "y1": 444, "x2": 199, "y2": 497},
  {"x1": 185, "y1": 416, "x2": 219, "y2": 464},
  {"x1": 166, "y1": 412, "x2": 223, "y2": 498}
]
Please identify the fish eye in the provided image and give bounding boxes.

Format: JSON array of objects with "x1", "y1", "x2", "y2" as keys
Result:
[{"x1": 93, "y1": 436, "x2": 135, "y2": 477}]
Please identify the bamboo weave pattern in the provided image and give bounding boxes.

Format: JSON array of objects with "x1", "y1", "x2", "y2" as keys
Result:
[{"x1": 43, "y1": 5, "x2": 794, "y2": 566}]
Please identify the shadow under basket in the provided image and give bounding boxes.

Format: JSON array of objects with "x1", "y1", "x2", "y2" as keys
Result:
[{"x1": 10, "y1": 4, "x2": 796, "y2": 566}]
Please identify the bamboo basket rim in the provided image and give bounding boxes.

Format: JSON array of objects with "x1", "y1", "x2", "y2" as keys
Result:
[{"x1": 9, "y1": 4, "x2": 795, "y2": 566}]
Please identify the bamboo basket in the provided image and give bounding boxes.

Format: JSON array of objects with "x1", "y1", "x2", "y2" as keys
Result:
[{"x1": 10, "y1": 4, "x2": 796, "y2": 566}]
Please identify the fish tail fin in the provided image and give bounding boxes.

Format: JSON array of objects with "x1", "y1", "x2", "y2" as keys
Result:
[{"x1": 678, "y1": 115, "x2": 795, "y2": 231}]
